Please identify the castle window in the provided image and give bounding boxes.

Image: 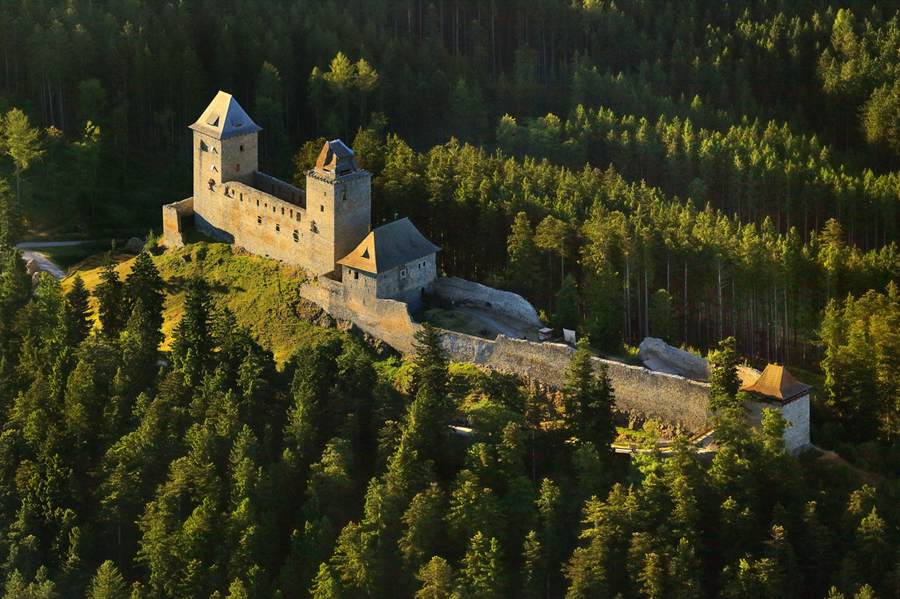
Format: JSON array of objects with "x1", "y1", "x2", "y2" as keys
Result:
[
  {"x1": 281, "y1": 207, "x2": 284, "y2": 215},
  {"x1": 400, "y1": 268, "x2": 408, "y2": 278},
  {"x1": 272, "y1": 206, "x2": 275, "y2": 213},
  {"x1": 236, "y1": 164, "x2": 240, "y2": 171},
  {"x1": 290, "y1": 209, "x2": 293, "y2": 218},
  {"x1": 293, "y1": 230, "x2": 299, "y2": 242},
  {"x1": 354, "y1": 271, "x2": 359, "y2": 280},
  {"x1": 320, "y1": 205, "x2": 324, "y2": 212},
  {"x1": 256, "y1": 199, "x2": 259, "y2": 206},
  {"x1": 296, "y1": 213, "x2": 301, "y2": 222},
  {"x1": 276, "y1": 224, "x2": 280, "y2": 232},
  {"x1": 240, "y1": 144, "x2": 244, "y2": 152},
  {"x1": 240, "y1": 193, "x2": 243, "y2": 201},
  {"x1": 257, "y1": 216, "x2": 261, "y2": 225}
]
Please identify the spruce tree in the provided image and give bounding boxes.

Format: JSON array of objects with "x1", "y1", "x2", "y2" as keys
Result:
[
  {"x1": 64, "y1": 274, "x2": 93, "y2": 345},
  {"x1": 87, "y1": 561, "x2": 129, "y2": 599},
  {"x1": 708, "y1": 336, "x2": 742, "y2": 412},
  {"x1": 170, "y1": 276, "x2": 214, "y2": 386},
  {"x1": 410, "y1": 323, "x2": 448, "y2": 398},
  {"x1": 123, "y1": 251, "x2": 164, "y2": 349},
  {"x1": 562, "y1": 338, "x2": 616, "y2": 448},
  {"x1": 94, "y1": 248, "x2": 127, "y2": 339}
]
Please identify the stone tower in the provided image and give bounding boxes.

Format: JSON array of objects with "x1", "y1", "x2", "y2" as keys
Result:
[
  {"x1": 190, "y1": 91, "x2": 262, "y2": 240},
  {"x1": 305, "y1": 140, "x2": 371, "y2": 276}
]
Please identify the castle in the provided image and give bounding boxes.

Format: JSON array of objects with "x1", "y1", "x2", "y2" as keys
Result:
[
  {"x1": 162, "y1": 92, "x2": 810, "y2": 453},
  {"x1": 163, "y1": 91, "x2": 440, "y2": 306}
]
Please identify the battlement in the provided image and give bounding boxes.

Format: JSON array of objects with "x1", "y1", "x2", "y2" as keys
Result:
[{"x1": 251, "y1": 171, "x2": 306, "y2": 208}]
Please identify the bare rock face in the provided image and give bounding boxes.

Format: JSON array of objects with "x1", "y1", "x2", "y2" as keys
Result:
[
  {"x1": 124, "y1": 237, "x2": 146, "y2": 254},
  {"x1": 637, "y1": 337, "x2": 710, "y2": 381},
  {"x1": 26, "y1": 259, "x2": 41, "y2": 276}
]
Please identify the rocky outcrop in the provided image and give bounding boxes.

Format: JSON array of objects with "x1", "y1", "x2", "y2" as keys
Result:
[
  {"x1": 637, "y1": 337, "x2": 710, "y2": 381},
  {"x1": 124, "y1": 237, "x2": 147, "y2": 254}
]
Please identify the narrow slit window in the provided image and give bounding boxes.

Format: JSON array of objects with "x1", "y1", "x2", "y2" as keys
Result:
[
  {"x1": 293, "y1": 230, "x2": 299, "y2": 242},
  {"x1": 296, "y1": 213, "x2": 301, "y2": 222},
  {"x1": 257, "y1": 216, "x2": 261, "y2": 225},
  {"x1": 240, "y1": 193, "x2": 243, "y2": 201},
  {"x1": 276, "y1": 224, "x2": 280, "y2": 232},
  {"x1": 236, "y1": 164, "x2": 240, "y2": 171},
  {"x1": 320, "y1": 205, "x2": 324, "y2": 212}
]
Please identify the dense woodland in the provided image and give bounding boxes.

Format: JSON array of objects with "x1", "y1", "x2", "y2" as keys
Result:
[{"x1": 3, "y1": 0, "x2": 900, "y2": 596}]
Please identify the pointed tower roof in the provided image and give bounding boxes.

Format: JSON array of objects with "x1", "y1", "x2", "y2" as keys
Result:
[
  {"x1": 338, "y1": 218, "x2": 440, "y2": 274},
  {"x1": 740, "y1": 364, "x2": 811, "y2": 402},
  {"x1": 190, "y1": 91, "x2": 262, "y2": 140},
  {"x1": 314, "y1": 140, "x2": 359, "y2": 177}
]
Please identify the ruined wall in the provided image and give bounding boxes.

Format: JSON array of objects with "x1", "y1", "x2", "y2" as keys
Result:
[
  {"x1": 162, "y1": 198, "x2": 194, "y2": 248},
  {"x1": 432, "y1": 277, "x2": 542, "y2": 328}
]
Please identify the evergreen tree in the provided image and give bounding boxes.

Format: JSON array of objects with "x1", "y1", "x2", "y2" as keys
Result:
[
  {"x1": 562, "y1": 338, "x2": 616, "y2": 447},
  {"x1": 63, "y1": 274, "x2": 93, "y2": 345},
  {"x1": 170, "y1": 276, "x2": 215, "y2": 387},
  {"x1": 414, "y1": 557, "x2": 454, "y2": 599},
  {"x1": 0, "y1": 177, "x2": 24, "y2": 251},
  {"x1": 123, "y1": 251, "x2": 165, "y2": 349},
  {"x1": 94, "y1": 248, "x2": 127, "y2": 339},
  {"x1": 708, "y1": 337, "x2": 743, "y2": 412},
  {"x1": 87, "y1": 561, "x2": 130, "y2": 599},
  {"x1": 410, "y1": 323, "x2": 449, "y2": 398}
]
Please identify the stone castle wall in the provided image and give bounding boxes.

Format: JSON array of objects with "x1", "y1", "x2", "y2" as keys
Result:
[
  {"x1": 432, "y1": 277, "x2": 543, "y2": 328},
  {"x1": 440, "y1": 332, "x2": 712, "y2": 434},
  {"x1": 162, "y1": 198, "x2": 194, "y2": 248},
  {"x1": 300, "y1": 280, "x2": 712, "y2": 435}
]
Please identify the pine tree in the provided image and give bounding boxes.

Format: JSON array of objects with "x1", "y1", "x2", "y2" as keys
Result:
[
  {"x1": 459, "y1": 532, "x2": 506, "y2": 599},
  {"x1": 562, "y1": 338, "x2": 616, "y2": 447},
  {"x1": 708, "y1": 337, "x2": 742, "y2": 412},
  {"x1": 94, "y1": 248, "x2": 127, "y2": 339},
  {"x1": 63, "y1": 274, "x2": 93, "y2": 345},
  {"x1": 0, "y1": 177, "x2": 24, "y2": 251},
  {"x1": 170, "y1": 276, "x2": 214, "y2": 387},
  {"x1": 87, "y1": 561, "x2": 130, "y2": 599},
  {"x1": 414, "y1": 557, "x2": 454, "y2": 599},
  {"x1": 123, "y1": 251, "x2": 164, "y2": 349},
  {"x1": 410, "y1": 323, "x2": 449, "y2": 398}
]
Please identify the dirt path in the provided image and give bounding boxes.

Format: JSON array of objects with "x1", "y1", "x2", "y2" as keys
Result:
[{"x1": 15, "y1": 242, "x2": 93, "y2": 281}]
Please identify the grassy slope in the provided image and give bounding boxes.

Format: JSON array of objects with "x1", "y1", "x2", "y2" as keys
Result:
[{"x1": 63, "y1": 242, "x2": 344, "y2": 364}]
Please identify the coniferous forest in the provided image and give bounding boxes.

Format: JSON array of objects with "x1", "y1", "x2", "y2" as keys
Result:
[{"x1": 3, "y1": 0, "x2": 900, "y2": 597}]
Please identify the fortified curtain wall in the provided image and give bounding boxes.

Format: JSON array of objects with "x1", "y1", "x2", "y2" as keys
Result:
[{"x1": 299, "y1": 281, "x2": 712, "y2": 435}]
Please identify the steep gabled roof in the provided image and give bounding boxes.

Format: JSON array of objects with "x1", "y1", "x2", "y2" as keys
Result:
[
  {"x1": 315, "y1": 140, "x2": 358, "y2": 176},
  {"x1": 740, "y1": 364, "x2": 811, "y2": 402},
  {"x1": 338, "y1": 218, "x2": 440, "y2": 274},
  {"x1": 190, "y1": 91, "x2": 262, "y2": 140}
]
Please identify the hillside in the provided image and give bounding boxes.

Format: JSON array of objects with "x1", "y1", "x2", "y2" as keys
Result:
[{"x1": 63, "y1": 242, "x2": 342, "y2": 363}]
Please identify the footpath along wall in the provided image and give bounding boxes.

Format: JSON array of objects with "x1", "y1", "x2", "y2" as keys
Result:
[{"x1": 301, "y1": 279, "x2": 712, "y2": 435}]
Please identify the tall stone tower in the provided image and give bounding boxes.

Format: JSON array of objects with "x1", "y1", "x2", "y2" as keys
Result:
[
  {"x1": 190, "y1": 91, "x2": 262, "y2": 240},
  {"x1": 305, "y1": 140, "x2": 371, "y2": 276}
]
